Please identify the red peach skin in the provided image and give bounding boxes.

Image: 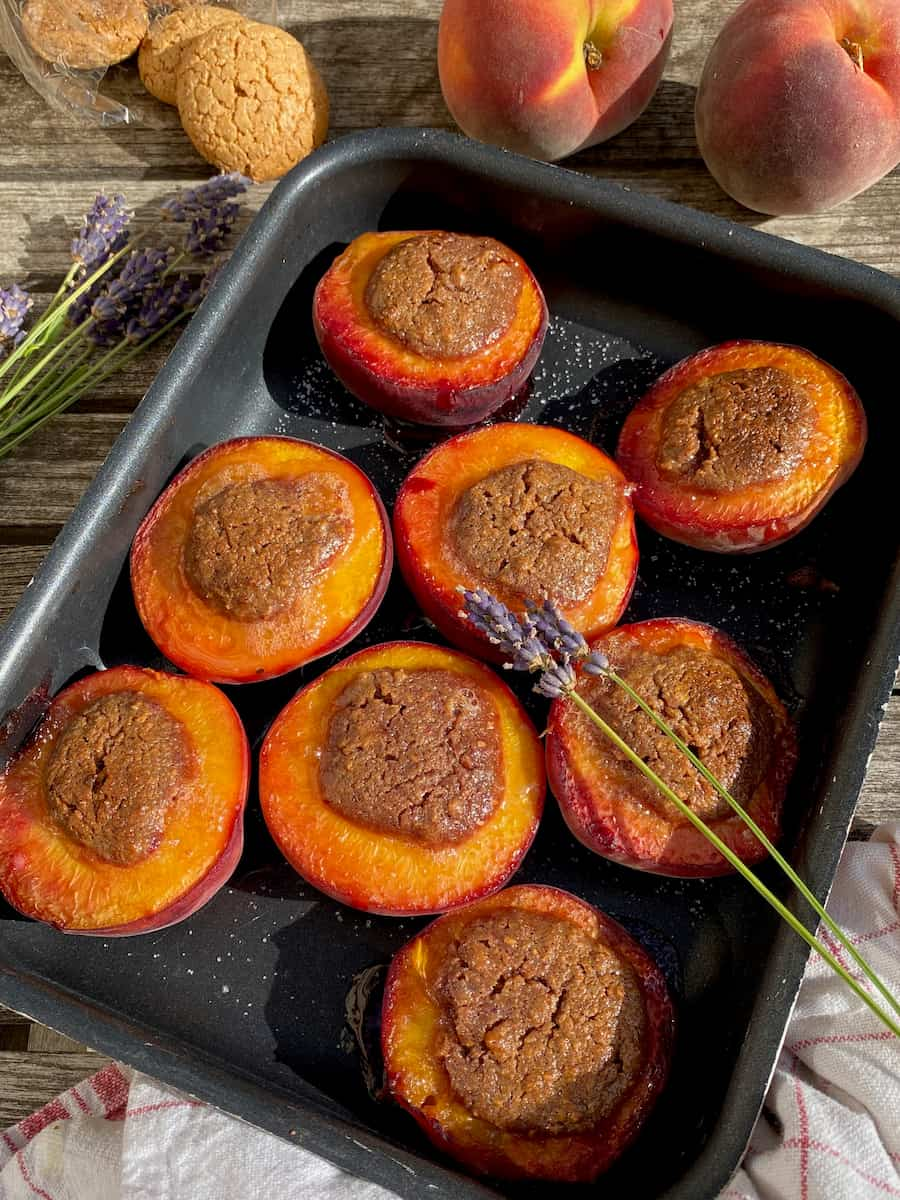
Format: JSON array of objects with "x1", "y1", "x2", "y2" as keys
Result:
[
  {"x1": 438, "y1": 0, "x2": 673, "y2": 161},
  {"x1": 695, "y1": 0, "x2": 900, "y2": 214}
]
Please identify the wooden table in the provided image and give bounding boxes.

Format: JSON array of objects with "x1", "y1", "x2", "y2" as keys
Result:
[{"x1": 0, "y1": 0, "x2": 898, "y2": 1127}]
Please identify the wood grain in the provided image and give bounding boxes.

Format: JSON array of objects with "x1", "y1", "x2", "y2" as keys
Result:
[
  {"x1": 0, "y1": 1054, "x2": 110, "y2": 1125},
  {"x1": 0, "y1": 0, "x2": 897, "y2": 1128}
]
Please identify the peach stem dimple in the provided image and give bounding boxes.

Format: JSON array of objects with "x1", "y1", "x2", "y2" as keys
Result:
[
  {"x1": 583, "y1": 40, "x2": 603, "y2": 70},
  {"x1": 840, "y1": 35, "x2": 864, "y2": 70}
]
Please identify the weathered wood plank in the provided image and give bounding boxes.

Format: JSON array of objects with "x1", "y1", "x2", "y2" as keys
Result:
[
  {"x1": 0, "y1": 413, "x2": 127, "y2": 527},
  {"x1": 26, "y1": 1025, "x2": 90, "y2": 1054},
  {"x1": 0, "y1": 1005, "x2": 32, "y2": 1025},
  {"x1": 0, "y1": 1053, "x2": 108, "y2": 1125}
]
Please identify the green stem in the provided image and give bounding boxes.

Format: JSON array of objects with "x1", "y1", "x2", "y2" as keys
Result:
[
  {"x1": 0, "y1": 246, "x2": 129, "y2": 384},
  {"x1": 0, "y1": 335, "x2": 95, "y2": 432},
  {"x1": 566, "y1": 689, "x2": 900, "y2": 1039},
  {"x1": 0, "y1": 322, "x2": 90, "y2": 412},
  {"x1": 0, "y1": 310, "x2": 192, "y2": 460},
  {"x1": 606, "y1": 669, "x2": 900, "y2": 1023}
]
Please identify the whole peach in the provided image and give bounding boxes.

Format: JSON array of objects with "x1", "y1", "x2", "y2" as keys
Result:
[
  {"x1": 438, "y1": 0, "x2": 674, "y2": 162},
  {"x1": 695, "y1": 0, "x2": 900, "y2": 214}
]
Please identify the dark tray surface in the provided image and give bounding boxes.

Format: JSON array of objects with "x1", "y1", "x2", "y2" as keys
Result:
[{"x1": 1, "y1": 129, "x2": 899, "y2": 1200}]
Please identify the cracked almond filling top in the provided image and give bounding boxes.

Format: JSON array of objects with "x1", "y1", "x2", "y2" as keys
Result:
[
  {"x1": 364, "y1": 233, "x2": 525, "y2": 359},
  {"x1": 319, "y1": 667, "x2": 502, "y2": 845},
  {"x1": 450, "y1": 459, "x2": 623, "y2": 605},
  {"x1": 581, "y1": 644, "x2": 773, "y2": 822},
  {"x1": 184, "y1": 475, "x2": 352, "y2": 622},
  {"x1": 435, "y1": 909, "x2": 646, "y2": 1134},
  {"x1": 46, "y1": 692, "x2": 188, "y2": 865},
  {"x1": 656, "y1": 366, "x2": 816, "y2": 491}
]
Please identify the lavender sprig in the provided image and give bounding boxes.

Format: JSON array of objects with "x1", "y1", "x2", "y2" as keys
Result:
[
  {"x1": 0, "y1": 174, "x2": 247, "y2": 461},
  {"x1": 89, "y1": 247, "x2": 174, "y2": 346},
  {"x1": 0, "y1": 285, "x2": 32, "y2": 350},
  {"x1": 460, "y1": 589, "x2": 900, "y2": 1039},
  {"x1": 458, "y1": 588, "x2": 552, "y2": 673},
  {"x1": 160, "y1": 173, "x2": 251, "y2": 222},
  {"x1": 71, "y1": 193, "x2": 131, "y2": 278},
  {"x1": 125, "y1": 274, "x2": 194, "y2": 344}
]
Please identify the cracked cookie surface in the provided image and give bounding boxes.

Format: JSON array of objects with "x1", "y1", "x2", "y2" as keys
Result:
[
  {"x1": 46, "y1": 692, "x2": 188, "y2": 865},
  {"x1": 364, "y1": 233, "x2": 524, "y2": 359},
  {"x1": 22, "y1": 0, "x2": 148, "y2": 69},
  {"x1": 176, "y1": 21, "x2": 329, "y2": 181},
  {"x1": 450, "y1": 458, "x2": 623, "y2": 604},
  {"x1": 319, "y1": 667, "x2": 502, "y2": 845},
  {"x1": 656, "y1": 366, "x2": 816, "y2": 491},
  {"x1": 581, "y1": 643, "x2": 773, "y2": 821},
  {"x1": 435, "y1": 908, "x2": 646, "y2": 1133},
  {"x1": 139, "y1": 4, "x2": 244, "y2": 106},
  {"x1": 184, "y1": 474, "x2": 352, "y2": 622}
]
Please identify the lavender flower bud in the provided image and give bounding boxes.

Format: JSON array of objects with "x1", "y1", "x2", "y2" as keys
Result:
[
  {"x1": 184, "y1": 202, "x2": 242, "y2": 256},
  {"x1": 161, "y1": 173, "x2": 250, "y2": 222},
  {"x1": 534, "y1": 658, "x2": 577, "y2": 700},
  {"x1": 125, "y1": 274, "x2": 193, "y2": 344},
  {"x1": 186, "y1": 264, "x2": 220, "y2": 309},
  {"x1": 71, "y1": 193, "x2": 131, "y2": 277},
  {"x1": 582, "y1": 649, "x2": 610, "y2": 676},
  {"x1": 525, "y1": 598, "x2": 590, "y2": 659},
  {"x1": 0, "y1": 284, "x2": 32, "y2": 346},
  {"x1": 88, "y1": 247, "x2": 173, "y2": 346}
]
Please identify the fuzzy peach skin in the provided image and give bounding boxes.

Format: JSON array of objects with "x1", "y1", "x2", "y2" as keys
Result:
[
  {"x1": 438, "y1": 0, "x2": 673, "y2": 161},
  {"x1": 695, "y1": 0, "x2": 900, "y2": 214},
  {"x1": 382, "y1": 883, "x2": 675, "y2": 1181},
  {"x1": 131, "y1": 437, "x2": 392, "y2": 683},
  {"x1": 313, "y1": 230, "x2": 548, "y2": 427},
  {"x1": 394, "y1": 422, "x2": 638, "y2": 663},
  {"x1": 0, "y1": 666, "x2": 249, "y2": 934},
  {"x1": 616, "y1": 341, "x2": 867, "y2": 553},
  {"x1": 546, "y1": 619, "x2": 797, "y2": 877}
]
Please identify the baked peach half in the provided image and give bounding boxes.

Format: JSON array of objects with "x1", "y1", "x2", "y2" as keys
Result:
[
  {"x1": 258, "y1": 641, "x2": 544, "y2": 915},
  {"x1": 131, "y1": 436, "x2": 392, "y2": 683},
  {"x1": 0, "y1": 666, "x2": 249, "y2": 934},
  {"x1": 616, "y1": 341, "x2": 866, "y2": 552},
  {"x1": 312, "y1": 230, "x2": 548, "y2": 426},
  {"x1": 382, "y1": 883, "x2": 674, "y2": 1182},
  {"x1": 547, "y1": 619, "x2": 797, "y2": 877},
  {"x1": 394, "y1": 422, "x2": 638, "y2": 662}
]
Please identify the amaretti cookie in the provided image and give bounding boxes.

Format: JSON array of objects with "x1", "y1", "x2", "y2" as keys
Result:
[
  {"x1": 176, "y1": 21, "x2": 329, "y2": 181},
  {"x1": 138, "y1": 4, "x2": 244, "y2": 105},
  {"x1": 22, "y1": 0, "x2": 149, "y2": 69}
]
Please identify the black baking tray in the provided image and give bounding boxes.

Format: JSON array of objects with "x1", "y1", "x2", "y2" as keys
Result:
[{"x1": 1, "y1": 128, "x2": 899, "y2": 1200}]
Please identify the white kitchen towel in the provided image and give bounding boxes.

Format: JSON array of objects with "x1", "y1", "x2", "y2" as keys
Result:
[{"x1": 1, "y1": 821, "x2": 897, "y2": 1200}]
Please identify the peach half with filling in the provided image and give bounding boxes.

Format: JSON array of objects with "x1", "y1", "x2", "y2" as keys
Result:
[
  {"x1": 0, "y1": 666, "x2": 249, "y2": 934},
  {"x1": 616, "y1": 341, "x2": 866, "y2": 552},
  {"x1": 130, "y1": 436, "x2": 392, "y2": 683},
  {"x1": 382, "y1": 883, "x2": 674, "y2": 1182},
  {"x1": 546, "y1": 619, "x2": 797, "y2": 877},
  {"x1": 258, "y1": 641, "x2": 544, "y2": 915},
  {"x1": 394, "y1": 421, "x2": 638, "y2": 662},
  {"x1": 313, "y1": 230, "x2": 548, "y2": 426}
]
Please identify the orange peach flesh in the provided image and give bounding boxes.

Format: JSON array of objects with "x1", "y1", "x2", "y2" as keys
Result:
[
  {"x1": 394, "y1": 422, "x2": 638, "y2": 659},
  {"x1": 316, "y1": 231, "x2": 545, "y2": 388},
  {"x1": 259, "y1": 642, "x2": 544, "y2": 915},
  {"x1": 0, "y1": 666, "x2": 248, "y2": 931},
  {"x1": 547, "y1": 619, "x2": 796, "y2": 876},
  {"x1": 131, "y1": 437, "x2": 391, "y2": 682},
  {"x1": 382, "y1": 883, "x2": 674, "y2": 1181},
  {"x1": 617, "y1": 342, "x2": 866, "y2": 552}
]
